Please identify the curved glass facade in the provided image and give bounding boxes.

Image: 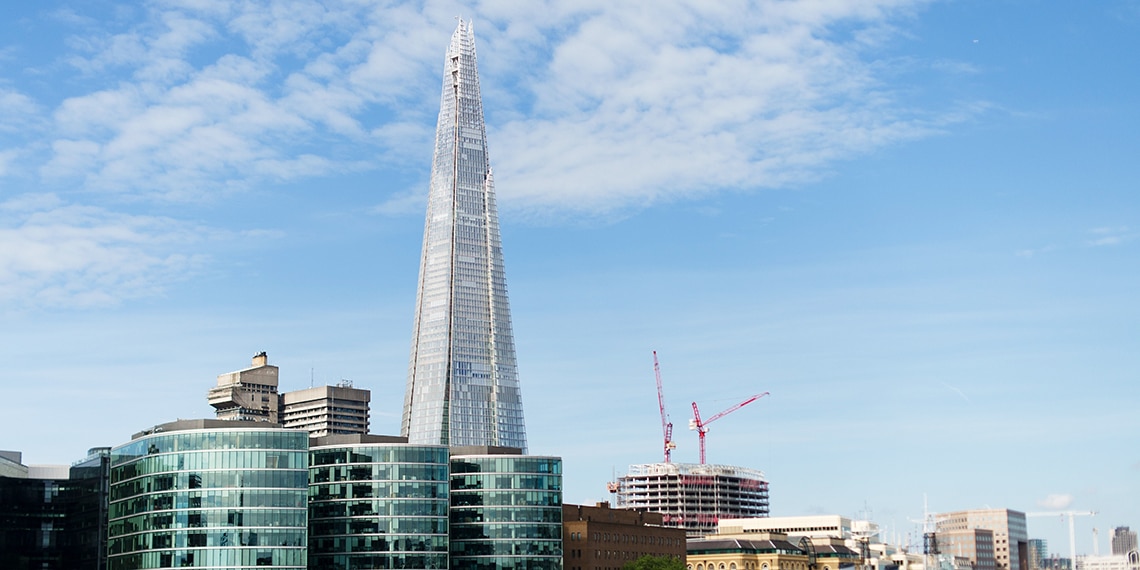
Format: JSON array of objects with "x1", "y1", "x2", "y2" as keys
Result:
[
  {"x1": 450, "y1": 455, "x2": 563, "y2": 570},
  {"x1": 107, "y1": 426, "x2": 308, "y2": 570},
  {"x1": 309, "y1": 444, "x2": 451, "y2": 570}
]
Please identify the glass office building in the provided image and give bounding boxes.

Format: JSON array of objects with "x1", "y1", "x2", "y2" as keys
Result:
[
  {"x1": 106, "y1": 420, "x2": 308, "y2": 569},
  {"x1": 449, "y1": 454, "x2": 563, "y2": 570},
  {"x1": 308, "y1": 437, "x2": 450, "y2": 569},
  {"x1": 0, "y1": 448, "x2": 110, "y2": 570},
  {"x1": 403, "y1": 18, "x2": 528, "y2": 451}
]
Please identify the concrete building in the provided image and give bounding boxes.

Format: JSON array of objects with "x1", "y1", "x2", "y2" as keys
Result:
[
  {"x1": 207, "y1": 352, "x2": 280, "y2": 422},
  {"x1": 308, "y1": 434, "x2": 450, "y2": 570},
  {"x1": 615, "y1": 462, "x2": 769, "y2": 537},
  {"x1": 450, "y1": 448, "x2": 563, "y2": 570},
  {"x1": 1113, "y1": 528, "x2": 1138, "y2": 557},
  {"x1": 106, "y1": 419, "x2": 308, "y2": 569},
  {"x1": 281, "y1": 383, "x2": 370, "y2": 437},
  {"x1": 563, "y1": 502, "x2": 687, "y2": 570},
  {"x1": 403, "y1": 19, "x2": 528, "y2": 451},
  {"x1": 936, "y1": 509, "x2": 1028, "y2": 570}
]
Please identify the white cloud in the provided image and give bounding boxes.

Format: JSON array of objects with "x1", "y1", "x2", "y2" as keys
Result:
[
  {"x1": 1036, "y1": 493, "x2": 1074, "y2": 510},
  {"x1": 1088, "y1": 226, "x2": 1132, "y2": 247},
  {"x1": 0, "y1": 194, "x2": 208, "y2": 308},
  {"x1": 28, "y1": 0, "x2": 968, "y2": 213}
]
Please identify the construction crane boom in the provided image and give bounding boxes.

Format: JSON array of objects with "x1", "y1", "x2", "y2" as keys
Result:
[
  {"x1": 1027, "y1": 510, "x2": 1096, "y2": 565},
  {"x1": 653, "y1": 351, "x2": 676, "y2": 463},
  {"x1": 690, "y1": 392, "x2": 769, "y2": 464}
]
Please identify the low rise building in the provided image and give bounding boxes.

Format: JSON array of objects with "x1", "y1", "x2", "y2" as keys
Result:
[
  {"x1": 686, "y1": 532, "x2": 813, "y2": 570},
  {"x1": 563, "y1": 501, "x2": 687, "y2": 570}
]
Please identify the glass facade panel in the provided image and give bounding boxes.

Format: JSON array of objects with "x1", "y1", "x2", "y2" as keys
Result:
[
  {"x1": 403, "y1": 18, "x2": 528, "y2": 451},
  {"x1": 449, "y1": 455, "x2": 562, "y2": 570},
  {"x1": 107, "y1": 427, "x2": 308, "y2": 570},
  {"x1": 308, "y1": 443, "x2": 451, "y2": 570}
]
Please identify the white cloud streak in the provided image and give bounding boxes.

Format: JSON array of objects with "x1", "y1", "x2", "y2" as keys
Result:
[
  {"x1": 1036, "y1": 493, "x2": 1074, "y2": 510},
  {"x1": 24, "y1": 0, "x2": 969, "y2": 213},
  {"x1": 0, "y1": 194, "x2": 208, "y2": 308}
]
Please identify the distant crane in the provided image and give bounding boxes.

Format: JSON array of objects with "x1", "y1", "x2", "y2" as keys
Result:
[
  {"x1": 689, "y1": 392, "x2": 769, "y2": 464},
  {"x1": 1027, "y1": 510, "x2": 1097, "y2": 566},
  {"x1": 653, "y1": 351, "x2": 677, "y2": 463}
]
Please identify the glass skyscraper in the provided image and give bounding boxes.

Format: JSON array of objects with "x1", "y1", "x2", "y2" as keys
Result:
[{"x1": 403, "y1": 19, "x2": 528, "y2": 451}]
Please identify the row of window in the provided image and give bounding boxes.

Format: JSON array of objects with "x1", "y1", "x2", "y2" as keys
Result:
[
  {"x1": 451, "y1": 506, "x2": 563, "y2": 524},
  {"x1": 110, "y1": 490, "x2": 307, "y2": 519},
  {"x1": 107, "y1": 547, "x2": 305, "y2": 570},
  {"x1": 450, "y1": 523, "x2": 562, "y2": 540},
  {"x1": 448, "y1": 555, "x2": 563, "y2": 570},
  {"x1": 309, "y1": 498, "x2": 449, "y2": 519},
  {"x1": 567, "y1": 531, "x2": 682, "y2": 547},
  {"x1": 449, "y1": 538, "x2": 562, "y2": 557},
  {"x1": 112, "y1": 451, "x2": 306, "y2": 484},
  {"x1": 309, "y1": 517, "x2": 447, "y2": 537},
  {"x1": 112, "y1": 430, "x2": 308, "y2": 467},
  {"x1": 309, "y1": 463, "x2": 449, "y2": 483},
  {"x1": 109, "y1": 528, "x2": 305, "y2": 555},
  {"x1": 450, "y1": 490, "x2": 561, "y2": 507},
  {"x1": 310, "y1": 447, "x2": 449, "y2": 466},
  {"x1": 309, "y1": 552, "x2": 449, "y2": 569},
  {"x1": 450, "y1": 458, "x2": 561, "y2": 475},
  {"x1": 309, "y1": 535, "x2": 449, "y2": 553},
  {"x1": 112, "y1": 470, "x2": 308, "y2": 501},
  {"x1": 309, "y1": 481, "x2": 449, "y2": 499},
  {"x1": 451, "y1": 474, "x2": 563, "y2": 491},
  {"x1": 109, "y1": 508, "x2": 306, "y2": 536}
]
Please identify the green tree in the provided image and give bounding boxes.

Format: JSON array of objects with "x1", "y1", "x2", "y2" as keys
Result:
[{"x1": 623, "y1": 554, "x2": 687, "y2": 570}]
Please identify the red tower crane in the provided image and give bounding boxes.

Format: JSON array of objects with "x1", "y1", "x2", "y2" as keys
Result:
[
  {"x1": 690, "y1": 392, "x2": 769, "y2": 464},
  {"x1": 653, "y1": 351, "x2": 677, "y2": 463}
]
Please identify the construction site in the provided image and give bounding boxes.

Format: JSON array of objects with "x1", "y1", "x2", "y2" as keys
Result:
[{"x1": 609, "y1": 351, "x2": 771, "y2": 537}]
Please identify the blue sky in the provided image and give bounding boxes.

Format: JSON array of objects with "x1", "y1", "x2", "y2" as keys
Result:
[{"x1": 2, "y1": 0, "x2": 1137, "y2": 557}]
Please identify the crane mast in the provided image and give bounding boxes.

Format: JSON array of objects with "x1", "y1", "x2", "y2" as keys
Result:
[
  {"x1": 653, "y1": 351, "x2": 677, "y2": 463},
  {"x1": 690, "y1": 392, "x2": 769, "y2": 464}
]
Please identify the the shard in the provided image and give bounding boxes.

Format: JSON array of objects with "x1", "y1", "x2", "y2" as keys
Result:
[{"x1": 402, "y1": 20, "x2": 527, "y2": 451}]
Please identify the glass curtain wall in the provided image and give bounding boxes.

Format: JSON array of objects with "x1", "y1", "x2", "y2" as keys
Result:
[
  {"x1": 107, "y1": 428, "x2": 308, "y2": 569},
  {"x1": 308, "y1": 444, "x2": 450, "y2": 570},
  {"x1": 449, "y1": 455, "x2": 563, "y2": 570}
]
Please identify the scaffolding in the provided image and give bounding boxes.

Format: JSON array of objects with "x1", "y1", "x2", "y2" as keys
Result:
[{"x1": 615, "y1": 462, "x2": 770, "y2": 537}]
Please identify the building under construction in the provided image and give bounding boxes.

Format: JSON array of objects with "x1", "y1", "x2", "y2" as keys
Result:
[{"x1": 614, "y1": 462, "x2": 769, "y2": 537}]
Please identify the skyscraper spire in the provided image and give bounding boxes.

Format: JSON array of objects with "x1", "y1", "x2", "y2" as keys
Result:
[{"x1": 402, "y1": 20, "x2": 528, "y2": 451}]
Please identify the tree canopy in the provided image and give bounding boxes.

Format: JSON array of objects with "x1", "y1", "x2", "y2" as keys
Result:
[{"x1": 623, "y1": 554, "x2": 687, "y2": 570}]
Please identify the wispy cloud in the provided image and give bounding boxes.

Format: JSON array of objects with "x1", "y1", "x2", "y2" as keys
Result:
[
  {"x1": 1036, "y1": 493, "x2": 1074, "y2": 510},
  {"x1": 1016, "y1": 245, "x2": 1054, "y2": 258},
  {"x1": 0, "y1": 194, "x2": 208, "y2": 308},
  {"x1": 940, "y1": 382, "x2": 970, "y2": 402},
  {"x1": 23, "y1": 0, "x2": 970, "y2": 213},
  {"x1": 1087, "y1": 226, "x2": 1132, "y2": 246}
]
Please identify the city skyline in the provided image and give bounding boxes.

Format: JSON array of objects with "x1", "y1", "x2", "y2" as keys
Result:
[{"x1": 1, "y1": 0, "x2": 1137, "y2": 560}]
